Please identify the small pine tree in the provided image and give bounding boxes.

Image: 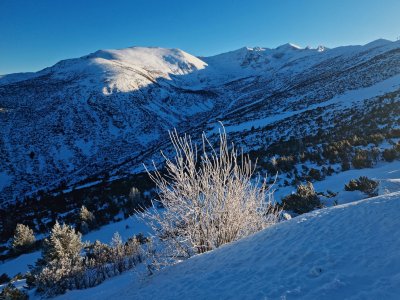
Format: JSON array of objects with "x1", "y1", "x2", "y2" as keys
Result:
[
  {"x1": 281, "y1": 182, "x2": 323, "y2": 214},
  {"x1": 85, "y1": 240, "x2": 112, "y2": 267},
  {"x1": 80, "y1": 205, "x2": 95, "y2": 224},
  {"x1": 12, "y1": 223, "x2": 36, "y2": 253},
  {"x1": 111, "y1": 232, "x2": 125, "y2": 272},
  {"x1": 308, "y1": 168, "x2": 323, "y2": 181},
  {"x1": 345, "y1": 176, "x2": 379, "y2": 197},
  {"x1": 111, "y1": 232, "x2": 123, "y2": 248},
  {"x1": 122, "y1": 187, "x2": 145, "y2": 216},
  {"x1": 35, "y1": 222, "x2": 84, "y2": 296},
  {"x1": 79, "y1": 205, "x2": 96, "y2": 233},
  {"x1": 0, "y1": 283, "x2": 28, "y2": 300},
  {"x1": 42, "y1": 221, "x2": 83, "y2": 263}
]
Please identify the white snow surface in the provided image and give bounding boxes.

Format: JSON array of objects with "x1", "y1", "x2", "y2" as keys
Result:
[
  {"x1": 57, "y1": 192, "x2": 400, "y2": 300},
  {"x1": 273, "y1": 160, "x2": 400, "y2": 204}
]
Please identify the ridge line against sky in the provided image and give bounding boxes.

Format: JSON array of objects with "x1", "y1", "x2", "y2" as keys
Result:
[{"x1": 1, "y1": 0, "x2": 400, "y2": 75}]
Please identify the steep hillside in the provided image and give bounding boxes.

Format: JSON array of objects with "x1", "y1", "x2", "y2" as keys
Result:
[
  {"x1": 0, "y1": 39, "x2": 400, "y2": 204},
  {"x1": 0, "y1": 47, "x2": 218, "y2": 201},
  {"x1": 57, "y1": 192, "x2": 400, "y2": 300}
]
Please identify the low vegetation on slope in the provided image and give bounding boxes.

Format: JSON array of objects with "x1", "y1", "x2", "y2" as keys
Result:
[
  {"x1": 58, "y1": 192, "x2": 400, "y2": 300},
  {"x1": 7, "y1": 128, "x2": 393, "y2": 298},
  {"x1": 1, "y1": 129, "x2": 281, "y2": 298}
]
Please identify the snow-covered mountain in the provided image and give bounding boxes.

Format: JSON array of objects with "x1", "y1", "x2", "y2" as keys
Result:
[{"x1": 1, "y1": 39, "x2": 400, "y2": 202}]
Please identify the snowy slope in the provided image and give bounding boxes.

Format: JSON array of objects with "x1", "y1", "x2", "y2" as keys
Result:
[
  {"x1": 2, "y1": 159, "x2": 400, "y2": 280},
  {"x1": 0, "y1": 47, "x2": 207, "y2": 90},
  {"x1": 0, "y1": 39, "x2": 400, "y2": 202},
  {"x1": 273, "y1": 160, "x2": 400, "y2": 204},
  {"x1": 58, "y1": 192, "x2": 400, "y2": 300},
  {"x1": 0, "y1": 47, "x2": 217, "y2": 201}
]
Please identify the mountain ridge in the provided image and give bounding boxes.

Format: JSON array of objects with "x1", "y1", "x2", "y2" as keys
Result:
[
  {"x1": 0, "y1": 38, "x2": 400, "y2": 202},
  {"x1": 2, "y1": 39, "x2": 396, "y2": 86}
]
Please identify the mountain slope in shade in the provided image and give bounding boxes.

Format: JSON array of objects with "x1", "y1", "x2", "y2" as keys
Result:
[
  {"x1": 0, "y1": 39, "x2": 400, "y2": 202},
  {"x1": 57, "y1": 192, "x2": 400, "y2": 300}
]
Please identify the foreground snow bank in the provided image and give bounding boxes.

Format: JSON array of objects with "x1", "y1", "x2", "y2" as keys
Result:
[{"x1": 59, "y1": 192, "x2": 400, "y2": 300}]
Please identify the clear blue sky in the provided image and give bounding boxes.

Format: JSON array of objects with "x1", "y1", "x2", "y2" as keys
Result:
[{"x1": 1, "y1": 0, "x2": 399, "y2": 74}]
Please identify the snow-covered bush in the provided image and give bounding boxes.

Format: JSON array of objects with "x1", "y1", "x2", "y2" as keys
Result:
[
  {"x1": 345, "y1": 176, "x2": 379, "y2": 197},
  {"x1": 11, "y1": 223, "x2": 36, "y2": 253},
  {"x1": 41, "y1": 221, "x2": 83, "y2": 264},
  {"x1": 281, "y1": 182, "x2": 323, "y2": 214},
  {"x1": 35, "y1": 255, "x2": 85, "y2": 297},
  {"x1": 142, "y1": 127, "x2": 280, "y2": 264},
  {"x1": 32, "y1": 221, "x2": 147, "y2": 296},
  {"x1": 78, "y1": 205, "x2": 96, "y2": 234},
  {"x1": 123, "y1": 187, "x2": 146, "y2": 216},
  {"x1": 0, "y1": 282, "x2": 28, "y2": 300},
  {"x1": 81, "y1": 234, "x2": 144, "y2": 288},
  {"x1": 35, "y1": 222, "x2": 84, "y2": 296}
]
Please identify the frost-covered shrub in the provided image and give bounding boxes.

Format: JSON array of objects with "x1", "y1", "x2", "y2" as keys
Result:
[
  {"x1": 122, "y1": 187, "x2": 146, "y2": 217},
  {"x1": 81, "y1": 234, "x2": 145, "y2": 287},
  {"x1": 142, "y1": 127, "x2": 280, "y2": 264},
  {"x1": 35, "y1": 256, "x2": 85, "y2": 297},
  {"x1": 41, "y1": 222, "x2": 83, "y2": 264},
  {"x1": 34, "y1": 222, "x2": 84, "y2": 296},
  {"x1": 281, "y1": 182, "x2": 323, "y2": 214},
  {"x1": 12, "y1": 224, "x2": 36, "y2": 253},
  {"x1": 33, "y1": 221, "x2": 146, "y2": 296},
  {"x1": 345, "y1": 176, "x2": 379, "y2": 197},
  {"x1": 0, "y1": 283, "x2": 28, "y2": 300},
  {"x1": 78, "y1": 205, "x2": 96, "y2": 234}
]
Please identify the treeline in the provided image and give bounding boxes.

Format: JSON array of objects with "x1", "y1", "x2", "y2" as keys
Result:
[
  {"x1": 249, "y1": 135, "x2": 400, "y2": 186},
  {"x1": 245, "y1": 91, "x2": 400, "y2": 182}
]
